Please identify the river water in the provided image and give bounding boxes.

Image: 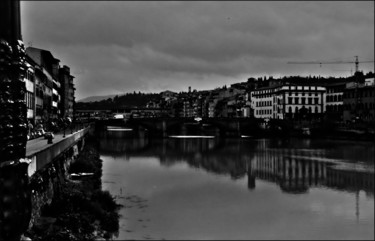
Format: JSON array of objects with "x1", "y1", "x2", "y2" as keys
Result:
[{"x1": 99, "y1": 130, "x2": 374, "y2": 240}]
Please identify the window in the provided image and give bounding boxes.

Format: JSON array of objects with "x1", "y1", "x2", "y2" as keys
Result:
[
  {"x1": 315, "y1": 98, "x2": 319, "y2": 104},
  {"x1": 288, "y1": 97, "x2": 292, "y2": 104},
  {"x1": 301, "y1": 98, "x2": 305, "y2": 105},
  {"x1": 25, "y1": 91, "x2": 34, "y2": 109},
  {"x1": 308, "y1": 98, "x2": 312, "y2": 105},
  {"x1": 295, "y1": 97, "x2": 299, "y2": 104}
]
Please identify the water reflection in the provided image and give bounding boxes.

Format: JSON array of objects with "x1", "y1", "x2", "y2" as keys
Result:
[
  {"x1": 100, "y1": 131, "x2": 374, "y2": 197},
  {"x1": 99, "y1": 130, "x2": 374, "y2": 240}
]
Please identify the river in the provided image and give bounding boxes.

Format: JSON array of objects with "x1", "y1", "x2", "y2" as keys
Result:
[{"x1": 99, "y1": 130, "x2": 374, "y2": 240}]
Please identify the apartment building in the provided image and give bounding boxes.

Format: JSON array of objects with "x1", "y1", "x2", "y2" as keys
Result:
[
  {"x1": 324, "y1": 82, "x2": 348, "y2": 121},
  {"x1": 59, "y1": 65, "x2": 75, "y2": 119},
  {"x1": 343, "y1": 79, "x2": 375, "y2": 123},
  {"x1": 26, "y1": 47, "x2": 61, "y2": 121},
  {"x1": 251, "y1": 85, "x2": 326, "y2": 120},
  {"x1": 24, "y1": 56, "x2": 36, "y2": 123},
  {"x1": 24, "y1": 47, "x2": 76, "y2": 124}
]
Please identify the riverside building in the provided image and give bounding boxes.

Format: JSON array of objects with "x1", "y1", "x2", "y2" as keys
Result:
[{"x1": 251, "y1": 85, "x2": 326, "y2": 120}]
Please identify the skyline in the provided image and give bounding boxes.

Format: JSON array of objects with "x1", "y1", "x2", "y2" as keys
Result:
[{"x1": 21, "y1": 1, "x2": 374, "y2": 100}]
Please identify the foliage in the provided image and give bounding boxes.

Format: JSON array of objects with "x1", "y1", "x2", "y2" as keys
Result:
[
  {"x1": 26, "y1": 140, "x2": 121, "y2": 241},
  {"x1": 76, "y1": 92, "x2": 161, "y2": 110}
]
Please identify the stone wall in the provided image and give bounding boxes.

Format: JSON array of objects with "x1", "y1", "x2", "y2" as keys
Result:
[{"x1": 27, "y1": 133, "x2": 87, "y2": 229}]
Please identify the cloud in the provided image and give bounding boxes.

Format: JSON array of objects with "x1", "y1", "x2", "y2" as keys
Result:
[{"x1": 21, "y1": 1, "x2": 374, "y2": 99}]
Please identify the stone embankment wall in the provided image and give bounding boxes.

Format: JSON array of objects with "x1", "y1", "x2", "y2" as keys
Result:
[{"x1": 25, "y1": 128, "x2": 88, "y2": 229}]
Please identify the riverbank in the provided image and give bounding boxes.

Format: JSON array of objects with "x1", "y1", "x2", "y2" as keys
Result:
[
  {"x1": 25, "y1": 137, "x2": 121, "y2": 241},
  {"x1": 261, "y1": 120, "x2": 375, "y2": 142}
]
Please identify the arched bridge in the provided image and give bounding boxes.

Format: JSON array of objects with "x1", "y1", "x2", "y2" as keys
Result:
[{"x1": 96, "y1": 117, "x2": 263, "y2": 137}]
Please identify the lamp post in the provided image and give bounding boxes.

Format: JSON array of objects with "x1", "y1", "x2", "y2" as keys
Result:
[{"x1": 0, "y1": 1, "x2": 31, "y2": 240}]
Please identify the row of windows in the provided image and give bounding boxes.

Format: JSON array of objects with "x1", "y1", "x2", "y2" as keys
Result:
[
  {"x1": 285, "y1": 106, "x2": 320, "y2": 114},
  {"x1": 286, "y1": 92, "x2": 319, "y2": 97},
  {"x1": 326, "y1": 104, "x2": 343, "y2": 112},
  {"x1": 256, "y1": 101, "x2": 272, "y2": 107},
  {"x1": 25, "y1": 91, "x2": 34, "y2": 109},
  {"x1": 256, "y1": 106, "x2": 322, "y2": 115},
  {"x1": 287, "y1": 97, "x2": 319, "y2": 105},
  {"x1": 343, "y1": 102, "x2": 375, "y2": 111},
  {"x1": 253, "y1": 92, "x2": 320, "y2": 99},
  {"x1": 255, "y1": 97, "x2": 321, "y2": 106},
  {"x1": 327, "y1": 87, "x2": 344, "y2": 94},
  {"x1": 253, "y1": 86, "x2": 320, "y2": 96},
  {"x1": 344, "y1": 90, "x2": 375, "y2": 98},
  {"x1": 256, "y1": 109, "x2": 272, "y2": 115},
  {"x1": 326, "y1": 95, "x2": 343, "y2": 102}
]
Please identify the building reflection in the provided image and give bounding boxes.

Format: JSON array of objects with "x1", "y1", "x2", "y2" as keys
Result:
[
  {"x1": 248, "y1": 150, "x2": 374, "y2": 196},
  {"x1": 99, "y1": 131, "x2": 374, "y2": 197},
  {"x1": 99, "y1": 130, "x2": 150, "y2": 157}
]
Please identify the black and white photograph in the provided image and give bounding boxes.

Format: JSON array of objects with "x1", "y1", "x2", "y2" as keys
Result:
[{"x1": 0, "y1": 1, "x2": 374, "y2": 240}]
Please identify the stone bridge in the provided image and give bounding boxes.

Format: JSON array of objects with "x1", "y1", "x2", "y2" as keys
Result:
[{"x1": 96, "y1": 117, "x2": 263, "y2": 137}]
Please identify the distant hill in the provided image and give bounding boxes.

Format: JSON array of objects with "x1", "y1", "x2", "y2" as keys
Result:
[
  {"x1": 77, "y1": 94, "x2": 118, "y2": 103},
  {"x1": 76, "y1": 92, "x2": 161, "y2": 110}
]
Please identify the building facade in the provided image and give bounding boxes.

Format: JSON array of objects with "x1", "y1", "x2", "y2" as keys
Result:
[
  {"x1": 26, "y1": 47, "x2": 61, "y2": 122},
  {"x1": 59, "y1": 65, "x2": 75, "y2": 119},
  {"x1": 24, "y1": 57, "x2": 36, "y2": 123},
  {"x1": 343, "y1": 79, "x2": 375, "y2": 123},
  {"x1": 324, "y1": 82, "x2": 347, "y2": 121},
  {"x1": 251, "y1": 85, "x2": 326, "y2": 120},
  {"x1": 24, "y1": 47, "x2": 76, "y2": 125}
]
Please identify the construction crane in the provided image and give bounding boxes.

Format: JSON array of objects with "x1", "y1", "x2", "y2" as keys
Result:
[
  {"x1": 287, "y1": 56, "x2": 374, "y2": 74},
  {"x1": 288, "y1": 56, "x2": 374, "y2": 122}
]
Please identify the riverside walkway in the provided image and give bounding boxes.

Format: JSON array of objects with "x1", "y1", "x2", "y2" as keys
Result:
[
  {"x1": 26, "y1": 131, "x2": 75, "y2": 157},
  {"x1": 25, "y1": 125, "x2": 91, "y2": 176}
]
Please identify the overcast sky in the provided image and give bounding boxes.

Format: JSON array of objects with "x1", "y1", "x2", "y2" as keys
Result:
[{"x1": 21, "y1": 1, "x2": 374, "y2": 100}]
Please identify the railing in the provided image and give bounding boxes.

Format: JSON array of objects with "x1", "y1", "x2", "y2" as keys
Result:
[{"x1": 27, "y1": 124, "x2": 92, "y2": 176}]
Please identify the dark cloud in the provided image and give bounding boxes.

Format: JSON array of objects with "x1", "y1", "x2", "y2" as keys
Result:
[{"x1": 21, "y1": 1, "x2": 374, "y2": 100}]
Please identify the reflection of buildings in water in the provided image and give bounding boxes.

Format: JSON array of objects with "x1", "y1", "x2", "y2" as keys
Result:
[
  {"x1": 167, "y1": 138, "x2": 218, "y2": 154},
  {"x1": 326, "y1": 167, "x2": 374, "y2": 196},
  {"x1": 160, "y1": 138, "x2": 253, "y2": 179},
  {"x1": 99, "y1": 133, "x2": 374, "y2": 197},
  {"x1": 248, "y1": 151, "x2": 329, "y2": 194},
  {"x1": 99, "y1": 130, "x2": 150, "y2": 155},
  {"x1": 248, "y1": 150, "x2": 374, "y2": 196}
]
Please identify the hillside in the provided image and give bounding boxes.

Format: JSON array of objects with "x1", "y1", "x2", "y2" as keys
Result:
[
  {"x1": 77, "y1": 94, "x2": 118, "y2": 103},
  {"x1": 76, "y1": 92, "x2": 161, "y2": 110}
]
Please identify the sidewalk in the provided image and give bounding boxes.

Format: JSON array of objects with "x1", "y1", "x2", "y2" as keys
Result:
[{"x1": 26, "y1": 129, "x2": 84, "y2": 157}]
